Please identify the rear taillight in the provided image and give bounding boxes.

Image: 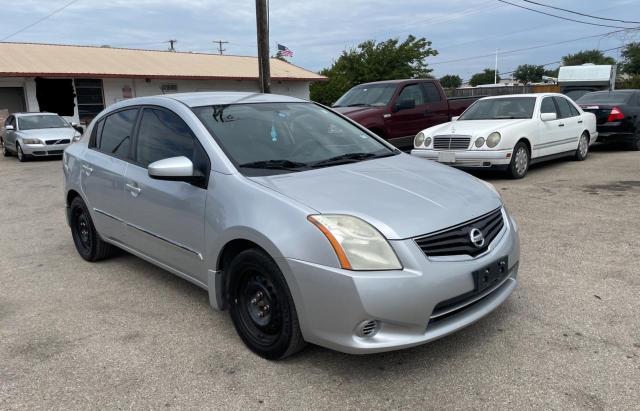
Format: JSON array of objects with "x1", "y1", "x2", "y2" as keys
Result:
[{"x1": 607, "y1": 106, "x2": 625, "y2": 122}]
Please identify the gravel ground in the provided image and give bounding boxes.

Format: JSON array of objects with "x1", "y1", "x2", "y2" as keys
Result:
[{"x1": 0, "y1": 143, "x2": 638, "y2": 410}]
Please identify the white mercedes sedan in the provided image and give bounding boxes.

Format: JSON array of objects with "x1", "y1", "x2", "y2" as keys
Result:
[{"x1": 411, "y1": 93, "x2": 598, "y2": 178}]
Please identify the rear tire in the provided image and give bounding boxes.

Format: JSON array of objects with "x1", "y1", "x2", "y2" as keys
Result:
[
  {"x1": 574, "y1": 132, "x2": 589, "y2": 161},
  {"x1": 69, "y1": 197, "x2": 116, "y2": 261},
  {"x1": 631, "y1": 132, "x2": 640, "y2": 151},
  {"x1": 228, "y1": 249, "x2": 306, "y2": 360},
  {"x1": 1, "y1": 139, "x2": 10, "y2": 157},
  {"x1": 507, "y1": 142, "x2": 530, "y2": 179}
]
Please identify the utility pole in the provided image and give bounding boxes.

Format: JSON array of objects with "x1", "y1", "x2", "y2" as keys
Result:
[
  {"x1": 168, "y1": 39, "x2": 177, "y2": 52},
  {"x1": 255, "y1": 0, "x2": 271, "y2": 93},
  {"x1": 213, "y1": 40, "x2": 229, "y2": 55},
  {"x1": 494, "y1": 48, "x2": 499, "y2": 84}
]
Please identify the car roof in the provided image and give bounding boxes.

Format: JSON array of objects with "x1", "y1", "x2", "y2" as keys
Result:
[
  {"x1": 153, "y1": 92, "x2": 307, "y2": 108},
  {"x1": 13, "y1": 112, "x2": 60, "y2": 117},
  {"x1": 479, "y1": 93, "x2": 563, "y2": 100},
  {"x1": 355, "y1": 79, "x2": 428, "y2": 86}
]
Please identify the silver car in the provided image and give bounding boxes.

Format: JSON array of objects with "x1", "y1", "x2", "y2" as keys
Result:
[
  {"x1": 2, "y1": 112, "x2": 79, "y2": 161},
  {"x1": 63, "y1": 92, "x2": 520, "y2": 359}
]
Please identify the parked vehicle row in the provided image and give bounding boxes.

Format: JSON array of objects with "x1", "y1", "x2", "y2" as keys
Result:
[
  {"x1": 62, "y1": 92, "x2": 520, "y2": 360},
  {"x1": 332, "y1": 79, "x2": 479, "y2": 149},
  {"x1": 411, "y1": 93, "x2": 597, "y2": 178}
]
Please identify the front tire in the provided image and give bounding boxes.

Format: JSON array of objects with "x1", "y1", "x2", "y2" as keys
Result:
[
  {"x1": 508, "y1": 142, "x2": 530, "y2": 179},
  {"x1": 69, "y1": 197, "x2": 116, "y2": 261},
  {"x1": 1, "y1": 139, "x2": 11, "y2": 157},
  {"x1": 228, "y1": 249, "x2": 306, "y2": 360},
  {"x1": 574, "y1": 132, "x2": 589, "y2": 161},
  {"x1": 16, "y1": 143, "x2": 28, "y2": 162}
]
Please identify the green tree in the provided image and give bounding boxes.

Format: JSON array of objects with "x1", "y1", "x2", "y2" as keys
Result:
[
  {"x1": 513, "y1": 64, "x2": 545, "y2": 84},
  {"x1": 544, "y1": 68, "x2": 559, "y2": 78},
  {"x1": 439, "y1": 74, "x2": 462, "y2": 88},
  {"x1": 310, "y1": 35, "x2": 438, "y2": 105},
  {"x1": 619, "y1": 42, "x2": 640, "y2": 75},
  {"x1": 469, "y1": 69, "x2": 500, "y2": 87},
  {"x1": 561, "y1": 49, "x2": 615, "y2": 66}
]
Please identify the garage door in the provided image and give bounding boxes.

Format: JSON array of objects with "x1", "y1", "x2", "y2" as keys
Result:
[{"x1": 0, "y1": 87, "x2": 26, "y2": 114}]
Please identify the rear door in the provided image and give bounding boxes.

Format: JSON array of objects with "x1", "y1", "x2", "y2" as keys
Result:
[
  {"x1": 3, "y1": 116, "x2": 16, "y2": 149},
  {"x1": 554, "y1": 96, "x2": 582, "y2": 153},
  {"x1": 421, "y1": 82, "x2": 450, "y2": 128},
  {"x1": 121, "y1": 107, "x2": 209, "y2": 282},
  {"x1": 80, "y1": 108, "x2": 139, "y2": 242}
]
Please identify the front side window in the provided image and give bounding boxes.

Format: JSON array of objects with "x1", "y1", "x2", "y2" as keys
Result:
[
  {"x1": 192, "y1": 102, "x2": 396, "y2": 175},
  {"x1": 397, "y1": 84, "x2": 426, "y2": 106},
  {"x1": 540, "y1": 97, "x2": 557, "y2": 115},
  {"x1": 135, "y1": 108, "x2": 197, "y2": 167},
  {"x1": 98, "y1": 108, "x2": 138, "y2": 159},
  {"x1": 17, "y1": 115, "x2": 70, "y2": 130},
  {"x1": 459, "y1": 97, "x2": 536, "y2": 120}
]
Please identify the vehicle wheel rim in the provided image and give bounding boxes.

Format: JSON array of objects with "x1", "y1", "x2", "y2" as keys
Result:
[
  {"x1": 579, "y1": 135, "x2": 588, "y2": 157},
  {"x1": 1, "y1": 141, "x2": 6, "y2": 155},
  {"x1": 17, "y1": 145, "x2": 22, "y2": 160},
  {"x1": 72, "y1": 207, "x2": 92, "y2": 252},
  {"x1": 515, "y1": 147, "x2": 528, "y2": 176},
  {"x1": 236, "y1": 270, "x2": 282, "y2": 347}
]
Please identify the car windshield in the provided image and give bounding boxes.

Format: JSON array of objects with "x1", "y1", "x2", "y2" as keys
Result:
[
  {"x1": 193, "y1": 102, "x2": 397, "y2": 175},
  {"x1": 333, "y1": 84, "x2": 396, "y2": 107},
  {"x1": 576, "y1": 92, "x2": 632, "y2": 104},
  {"x1": 18, "y1": 115, "x2": 70, "y2": 130},
  {"x1": 459, "y1": 97, "x2": 536, "y2": 120}
]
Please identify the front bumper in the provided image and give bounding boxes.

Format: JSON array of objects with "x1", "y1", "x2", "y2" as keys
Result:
[
  {"x1": 21, "y1": 142, "x2": 70, "y2": 156},
  {"x1": 411, "y1": 148, "x2": 512, "y2": 168},
  {"x1": 285, "y1": 209, "x2": 520, "y2": 354}
]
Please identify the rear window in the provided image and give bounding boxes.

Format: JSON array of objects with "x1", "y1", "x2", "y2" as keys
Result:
[{"x1": 576, "y1": 92, "x2": 632, "y2": 104}]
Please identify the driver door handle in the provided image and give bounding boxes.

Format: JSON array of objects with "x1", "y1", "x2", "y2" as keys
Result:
[
  {"x1": 558, "y1": 123, "x2": 565, "y2": 127},
  {"x1": 82, "y1": 164, "x2": 93, "y2": 175},
  {"x1": 125, "y1": 183, "x2": 142, "y2": 197}
]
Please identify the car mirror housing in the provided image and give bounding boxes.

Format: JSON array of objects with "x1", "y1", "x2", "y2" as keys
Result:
[
  {"x1": 5, "y1": 125, "x2": 14, "y2": 131},
  {"x1": 148, "y1": 156, "x2": 197, "y2": 181},
  {"x1": 540, "y1": 112, "x2": 557, "y2": 121},
  {"x1": 451, "y1": 116, "x2": 460, "y2": 121}
]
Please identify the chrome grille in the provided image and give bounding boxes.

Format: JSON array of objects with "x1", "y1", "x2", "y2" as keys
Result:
[
  {"x1": 433, "y1": 135, "x2": 471, "y2": 150},
  {"x1": 415, "y1": 208, "x2": 504, "y2": 257},
  {"x1": 45, "y1": 139, "x2": 70, "y2": 145}
]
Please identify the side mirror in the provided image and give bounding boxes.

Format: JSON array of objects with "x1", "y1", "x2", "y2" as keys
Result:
[
  {"x1": 540, "y1": 112, "x2": 557, "y2": 121},
  {"x1": 148, "y1": 156, "x2": 199, "y2": 182},
  {"x1": 451, "y1": 116, "x2": 460, "y2": 121},
  {"x1": 72, "y1": 124, "x2": 84, "y2": 134},
  {"x1": 5, "y1": 125, "x2": 14, "y2": 131},
  {"x1": 393, "y1": 99, "x2": 416, "y2": 112}
]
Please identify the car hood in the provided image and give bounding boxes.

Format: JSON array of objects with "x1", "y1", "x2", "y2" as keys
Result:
[
  {"x1": 426, "y1": 119, "x2": 531, "y2": 137},
  {"x1": 18, "y1": 127, "x2": 77, "y2": 139},
  {"x1": 249, "y1": 154, "x2": 502, "y2": 239},
  {"x1": 332, "y1": 106, "x2": 384, "y2": 119}
]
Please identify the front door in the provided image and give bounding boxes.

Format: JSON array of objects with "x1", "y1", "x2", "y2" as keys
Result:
[
  {"x1": 80, "y1": 108, "x2": 139, "y2": 242},
  {"x1": 386, "y1": 83, "x2": 429, "y2": 146},
  {"x1": 121, "y1": 107, "x2": 209, "y2": 283},
  {"x1": 536, "y1": 96, "x2": 565, "y2": 157}
]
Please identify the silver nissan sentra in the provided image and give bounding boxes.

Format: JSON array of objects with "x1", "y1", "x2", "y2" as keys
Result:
[{"x1": 63, "y1": 92, "x2": 520, "y2": 360}]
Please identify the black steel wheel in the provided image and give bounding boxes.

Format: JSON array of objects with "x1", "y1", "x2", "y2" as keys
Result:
[
  {"x1": 69, "y1": 197, "x2": 115, "y2": 261},
  {"x1": 228, "y1": 249, "x2": 305, "y2": 360}
]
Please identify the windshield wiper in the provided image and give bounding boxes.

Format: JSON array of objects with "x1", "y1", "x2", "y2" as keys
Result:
[
  {"x1": 310, "y1": 152, "x2": 394, "y2": 167},
  {"x1": 346, "y1": 103, "x2": 373, "y2": 107},
  {"x1": 238, "y1": 159, "x2": 309, "y2": 171}
]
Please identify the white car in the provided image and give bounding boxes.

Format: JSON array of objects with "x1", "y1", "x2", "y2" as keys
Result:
[{"x1": 411, "y1": 93, "x2": 598, "y2": 178}]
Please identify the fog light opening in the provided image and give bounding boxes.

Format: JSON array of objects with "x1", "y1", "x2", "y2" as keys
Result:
[{"x1": 355, "y1": 319, "x2": 381, "y2": 338}]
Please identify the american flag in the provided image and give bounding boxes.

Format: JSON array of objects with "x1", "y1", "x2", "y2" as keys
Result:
[{"x1": 277, "y1": 43, "x2": 294, "y2": 57}]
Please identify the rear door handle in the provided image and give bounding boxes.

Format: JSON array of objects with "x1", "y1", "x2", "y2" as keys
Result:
[
  {"x1": 578, "y1": 120, "x2": 583, "y2": 124},
  {"x1": 558, "y1": 123, "x2": 565, "y2": 127},
  {"x1": 82, "y1": 164, "x2": 93, "y2": 175},
  {"x1": 125, "y1": 183, "x2": 142, "y2": 197}
]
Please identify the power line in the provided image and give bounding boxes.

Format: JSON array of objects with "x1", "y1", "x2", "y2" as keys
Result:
[
  {"x1": 430, "y1": 29, "x2": 638, "y2": 66},
  {"x1": 0, "y1": 0, "x2": 82, "y2": 42},
  {"x1": 522, "y1": 0, "x2": 640, "y2": 25},
  {"x1": 168, "y1": 39, "x2": 177, "y2": 52},
  {"x1": 213, "y1": 39, "x2": 229, "y2": 55},
  {"x1": 496, "y1": 0, "x2": 635, "y2": 29}
]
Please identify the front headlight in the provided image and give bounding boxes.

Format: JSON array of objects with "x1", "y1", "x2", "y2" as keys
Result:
[
  {"x1": 486, "y1": 132, "x2": 501, "y2": 148},
  {"x1": 474, "y1": 137, "x2": 485, "y2": 148},
  {"x1": 23, "y1": 138, "x2": 42, "y2": 145},
  {"x1": 414, "y1": 132, "x2": 425, "y2": 147},
  {"x1": 308, "y1": 215, "x2": 402, "y2": 271},
  {"x1": 424, "y1": 136, "x2": 432, "y2": 147}
]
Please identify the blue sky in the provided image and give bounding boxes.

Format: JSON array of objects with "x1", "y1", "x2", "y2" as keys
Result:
[{"x1": 2, "y1": 0, "x2": 639, "y2": 81}]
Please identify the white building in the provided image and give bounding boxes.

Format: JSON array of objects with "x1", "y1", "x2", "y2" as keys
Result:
[{"x1": 0, "y1": 42, "x2": 325, "y2": 127}]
